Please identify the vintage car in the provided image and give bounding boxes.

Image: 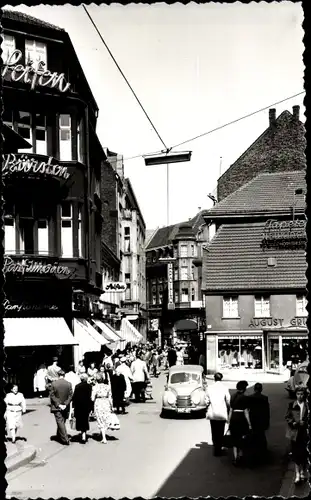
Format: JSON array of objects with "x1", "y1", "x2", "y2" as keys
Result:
[
  {"x1": 285, "y1": 360, "x2": 309, "y2": 398},
  {"x1": 161, "y1": 364, "x2": 207, "y2": 417}
]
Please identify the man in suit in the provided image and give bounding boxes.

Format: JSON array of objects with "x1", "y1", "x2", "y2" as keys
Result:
[
  {"x1": 50, "y1": 369, "x2": 73, "y2": 445},
  {"x1": 248, "y1": 382, "x2": 270, "y2": 464}
]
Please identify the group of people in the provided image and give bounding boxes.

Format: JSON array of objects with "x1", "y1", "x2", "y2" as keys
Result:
[{"x1": 205, "y1": 373, "x2": 308, "y2": 483}]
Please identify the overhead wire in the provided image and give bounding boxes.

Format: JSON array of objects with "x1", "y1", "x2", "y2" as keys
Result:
[{"x1": 82, "y1": 3, "x2": 169, "y2": 152}]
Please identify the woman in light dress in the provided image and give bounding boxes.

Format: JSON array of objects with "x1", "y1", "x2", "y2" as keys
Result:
[
  {"x1": 5, "y1": 384, "x2": 26, "y2": 443},
  {"x1": 91, "y1": 373, "x2": 113, "y2": 444}
]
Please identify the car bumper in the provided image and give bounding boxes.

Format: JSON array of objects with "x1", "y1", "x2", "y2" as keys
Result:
[{"x1": 162, "y1": 404, "x2": 206, "y2": 414}]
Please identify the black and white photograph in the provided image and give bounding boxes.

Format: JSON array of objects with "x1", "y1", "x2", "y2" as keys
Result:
[{"x1": 2, "y1": 1, "x2": 307, "y2": 499}]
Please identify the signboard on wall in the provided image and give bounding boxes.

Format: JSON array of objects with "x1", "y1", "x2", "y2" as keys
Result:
[
  {"x1": 103, "y1": 282, "x2": 126, "y2": 292},
  {"x1": 167, "y1": 262, "x2": 175, "y2": 310},
  {"x1": 261, "y1": 219, "x2": 306, "y2": 250},
  {"x1": 2, "y1": 154, "x2": 71, "y2": 180},
  {"x1": 3, "y1": 256, "x2": 72, "y2": 277}
]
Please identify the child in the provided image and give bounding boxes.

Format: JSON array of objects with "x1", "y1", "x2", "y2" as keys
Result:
[{"x1": 145, "y1": 380, "x2": 153, "y2": 400}]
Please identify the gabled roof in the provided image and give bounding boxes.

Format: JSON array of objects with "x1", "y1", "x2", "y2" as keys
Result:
[
  {"x1": 3, "y1": 9, "x2": 64, "y2": 31},
  {"x1": 202, "y1": 222, "x2": 306, "y2": 291},
  {"x1": 205, "y1": 170, "x2": 306, "y2": 217}
]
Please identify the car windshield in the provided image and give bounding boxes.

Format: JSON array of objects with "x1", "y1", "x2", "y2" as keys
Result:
[{"x1": 170, "y1": 372, "x2": 200, "y2": 384}]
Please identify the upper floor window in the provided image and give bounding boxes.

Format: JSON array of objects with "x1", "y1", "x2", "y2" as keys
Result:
[
  {"x1": 174, "y1": 290, "x2": 179, "y2": 303},
  {"x1": 151, "y1": 286, "x2": 157, "y2": 306},
  {"x1": 180, "y1": 245, "x2": 188, "y2": 257},
  {"x1": 124, "y1": 227, "x2": 131, "y2": 253},
  {"x1": 158, "y1": 286, "x2": 163, "y2": 305},
  {"x1": 223, "y1": 296, "x2": 239, "y2": 318},
  {"x1": 296, "y1": 295, "x2": 307, "y2": 317},
  {"x1": 78, "y1": 207, "x2": 83, "y2": 258},
  {"x1": 4, "y1": 213, "x2": 16, "y2": 254},
  {"x1": 61, "y1": 201, "x2": 73, "y2": 258},
  {"x1": 77, "y1": 120, "x2": 84, "y2": 163},
  {"x1": 3, "y1": 108, "x2": 13, "y2": 129},
  {"x1": 125, "y1": 273, "x2": 131, "y2": 300},
  {"x1": 254, "y1": 295, "x2": 270, "y2": 318},
  {"x1": 35, "y1": 113, "x2": 47, "y2": 155},
  {"x1": 2, "y1": 34, "x2": 16, "y2": 63},
  {"x1": 59, "y1": 114, "x2": 72, "y2": 161},
  {"x1": 17, "y1": 111, "x2": 33, "y2": 153},
  {"x1": 181, "y1": 288, "x2": 189, "y2": 302},
  {"x1": 174, "y1": 269, "x2": 179, "y2": 281},
  {"x1": 191, "y1": 288, "x2": 195, "y2": 301},
  {"x1": 191, "y1": 244, "x2": 195, "y2": 257},
  {"x1": 25, "y1": 39, "x2": 47, "y2": 70},
  {"x1": 181, "y1": 266, "x2": 188, "y2": 280}
]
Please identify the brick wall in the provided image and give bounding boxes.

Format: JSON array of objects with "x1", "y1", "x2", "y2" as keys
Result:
[
  {"x1": 217, "y1": 107, "x2": 306, "y2": 201},
  {"x1": 101, "y1": 160, "x2": 118, "y2": 256}
]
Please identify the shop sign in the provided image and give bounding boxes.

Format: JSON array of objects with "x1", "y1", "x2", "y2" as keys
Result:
[
  {"x1": 2, "y1": 50, "x2": 71, "y2": 92},
  {"x1": 4, "y1": 299, "x2": 59, "y2": 313},
  {"x1": 104, "y1": 282, "x2": 127, "y2": 292},
  {"x1": 150, "y1": 318, "x2": 159, "y2": 331},
  {"x1": 290, "y1": 317, "x2": 307, "y2": 327},
  {"x1": 2, "y1": 154, "x2": 71, "y2": 180},
  {"x1": 249, "y1": 318, "x2": 284, "y2": 328},
  {"x1": 3, "y1": 257, "x2": 71, "y2": 276},
  {"x1": 261, "y1": 219, "x2": 306, "y2": 250},
  {"x1": 167, "y1": 262, "x2": 174, "y2": 309},
  {"x1": 218, "y1": 335, "x2": 262, "y2": 340}
]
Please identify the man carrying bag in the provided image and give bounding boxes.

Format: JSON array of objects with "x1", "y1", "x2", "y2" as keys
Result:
[{"x1": 206, "y1": 372, "x2": 231, "y2": 456}]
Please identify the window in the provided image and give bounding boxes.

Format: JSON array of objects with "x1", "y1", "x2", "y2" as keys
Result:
[
  {"x1": 174, "y1": 269, "x2": 179, "y2": 281},
  {"x1": 296, "y1": 295, "x2": 307, "y2": 317},
  {"x1": 35, "y1": 114, "x2": 47, "y2": 155},
  {"x1": 78, "y1": 208, "x2": 83, "y2": 257},
  {"x1": 77, "y1": 121, "x2": 84, "y2": 163},
  {"x1": 158, "y1": 289, "x2": 163, "y2": 305},
  {"x1": 254, "y1": 295, "x2": 270, "y2": 318},
  {"x1": 181, "y1": 266, "x2": 188, "y2": 280},
  {"x1": 191, "y1": 266, "x2": 195, "y2": 280},
  {"x1": 37, "y1": 220, "x2": 49, "y2": 255},
  {"x1": 3, "y1": 108, "x2": 13, "y2": 128},
  {"x1": 18, "y1": 201, "x2": 34, "y2": 254},
  {"x1": 223, "y1": 296, "x2": 239, "y2": 318},
  {"x1": 2, "y1": 34, "x2": 16, "y2": 63},
  {"x1": 151, "y1": 286, "x2": 157, "y2": 305},
  {"x1": 25, "y1": 39, "x2": 47, "y2": 70},
  {"x1": 180, "y1": 245, "x2": 188, "y2": 257},
  {"x1": 174, "y1": 291, "x2": 179, "y2": 303},
  {"x1": 61, "y1": 202, "x2": 73, "y2": 257},
  {"x1": 191, "y1": 245, "x2": 195, "y2": 256},
  {"x1": 125, "y1": 273, "x2": 131, "y2": 300},
  {"x1": 181, "y1": 288, "x2": 189, "y2": 302},
  {"x1": 17, "y1": 112, "x2": 33, "y2": 153},
  {"x1": 4, "y1": 215, "x2": 16, "y2": 254},
  {"x1": 59, "y1": 114, "x2": 72, "y2": 161},
  {"x1": 191, "y1": 288, "x2": 195, "y2": 301},
  {"x1": 124, "y1": 227, "x2": 131, "y2": 253}
]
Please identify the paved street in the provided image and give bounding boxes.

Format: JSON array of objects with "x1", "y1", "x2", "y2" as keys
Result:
[{"x1": 6, "y1": 372, "x2": 291, "y2": 499}]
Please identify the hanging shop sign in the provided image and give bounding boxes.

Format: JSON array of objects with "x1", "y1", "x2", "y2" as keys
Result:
[
  {"x1": 249, "y1": 317, "x2": 284, "y2": 328},
  {"x1": 3, "y1": 257, "x2": 71, "y2": 276},
  {"x1": 103, "y1": 282, "x2": 127, "y2": 292},
  {"x1": 2, "y1": 50, "x2": 71, "y2": 92},
  {"x1": 167, "y1": 262, "x2": 175, "y2": 310},
  {"x1": 261, "y1": 219, "x2": 306, "y2": 250},
  {"x1": 4, "y1": 299, "x2": 59, "y2": 313},
  {"x1": 2, "y1": 154, "x2": 71, "y2": 180}
]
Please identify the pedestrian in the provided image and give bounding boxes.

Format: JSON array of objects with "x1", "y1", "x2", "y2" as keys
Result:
[
  {"x1": 5, "y1": 384, "x2": 26, "y2": 443},
  {"x1": 176, "y1": 347, "x2": 184, "y2": 366},
  {"x1": 77, "y1": 360, "x2": 86, "y2": 376},
  {"x1": 228, "y1": 380, "x2": 252, "y2": 465},
  {"x1": 151, "y1": 350, "x2": 160, "y2": 377},
  {"x1": 91, "y1": 373, "x2": 113, "y2": 444},
  {"x1": 206, "y1": 373, "x2": 231, "y2": 456},
  {"x1": 72, "y1": 373, "x2": 93, "y2": 443},
  {"x1": 50, "y1": 369, "x2": 73, "y2": 446},
  {"x1": 247, "y1": 383, "x2": 270, "y2": 464},
  {"x1": 33, "y1": 363, "x2": 47, "y2": 398},
  {"x1": 116, "y1": 356, "x2": 133, "y2": 402},
  {"x1": 168, "y1": 347, "x2": 177, "y2": 367},
  {"x1": 285, "y1": 386, "x2": 309, "y2": 484},
  {"x1": 46, "y1": 356, "x2": 61, "y2": 390},
  {"x1": 161, "y1": 348, "x2": 169, "y2": 370},
  {"x1": 199, "y1": 352, "x2": 206, "y2": 373},
  {"x1": 110, "y1": 368, "x2": 127, "y2": 414},
  {"x1": 131, "y1": 351, "x2": 150, "y2": 402},
  {"x1": 65, "y1": 365, "x2": 81, "y2": 393}
]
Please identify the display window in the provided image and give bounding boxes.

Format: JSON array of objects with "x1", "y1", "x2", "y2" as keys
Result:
[
  {"x1": 218, "y1": 335, "x2": 263, "y2": 370},
  {"x1": 267, "y1": 334, "x2": 308, "y2": 372}
]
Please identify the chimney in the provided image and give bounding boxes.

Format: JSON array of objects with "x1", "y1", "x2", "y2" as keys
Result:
[
  {"x1": 292, "y1": 105, "x2": 300, "y2": 121},
  {"x1": 269, "y1": 108, "x2": 276, "y2": 127}
]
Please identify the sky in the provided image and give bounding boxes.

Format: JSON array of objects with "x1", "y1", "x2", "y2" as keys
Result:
[{"x1": 4, "y1": 2, "x2": 305, "y2": 230}]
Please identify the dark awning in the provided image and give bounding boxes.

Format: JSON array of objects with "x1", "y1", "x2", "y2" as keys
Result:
[{"x1": 174, "y1": 319, "x2": 198, "y2": 332}]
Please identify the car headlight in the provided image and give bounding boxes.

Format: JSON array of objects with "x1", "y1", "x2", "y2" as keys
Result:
[
  {"x1": 167, "y1": 390, "x2": 177, "y2": 405},
  {"x1": 191, "y1": 389, "x2": 202, "y2": 405}
]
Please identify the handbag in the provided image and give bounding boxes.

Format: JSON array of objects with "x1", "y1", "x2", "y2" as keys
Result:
[
  {"x1": 223, "y1": 430, "x2": 233, "y2": 449},
  {"x1": 69, "y1": 416, "x2": 76, "y2": 430},
  {"x1": 108, "y1": 413, "x2": 120, "y2": 431}
]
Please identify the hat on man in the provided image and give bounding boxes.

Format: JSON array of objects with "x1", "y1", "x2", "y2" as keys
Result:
[{"x1": 121, "y1": 357, "x2": 126, "y2": 363}]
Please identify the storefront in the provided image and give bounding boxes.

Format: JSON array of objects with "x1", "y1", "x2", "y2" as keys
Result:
[
  {"x1": 266, "y1": 328, "x2": 308, "y2": 373},
  {"x1": 216, "y1": 332, "x2": 264, "y2": 372}
]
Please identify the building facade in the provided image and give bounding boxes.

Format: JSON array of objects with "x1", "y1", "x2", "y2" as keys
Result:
[{"x1": 2, "y1": 10, "x2": 108, "y2": 394}]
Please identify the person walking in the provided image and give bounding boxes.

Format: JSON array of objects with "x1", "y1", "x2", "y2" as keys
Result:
[
  {"x1": 116, "y1": 357, "x2": 133, "y2": 402},
  {"x1": 228, "y1": 380, "x2": 252, "y2": 465},
  {"x1": 91, "y1": 373, "x2": 113, "y2": 444},
  {"x1": 33, "y1": 364, "x2": 47, "y2": 398},
  {"x1": 206, "y1": 373, "x2": 231, "y2": 456},
  {"x1": 72, "y1": 373, "x2": 93, "y2": 443},
  {"x1": 110, "y1": 368, "x2": 127, "y2": 414},
  {"x1": 247, "y1": 382, "x2": 270, "y2": 464},
  {"x1": 5, "y1": 384, "x2": 26, "y2": 443},
  {"x1": 151, "y1": 350, "x2": 160, "y2": 377},
  {"x1": 131, "y1": 352, "x2": 150, "y2": 402},
  {"x1": 50, "y1": 370, "x2": 73, "y2": 445},
  {"x1": 46, "y1": 357, "x2": 61, "y2": 391},
  {"x1": 285, "y1": 386, "x2": 309, "y2": 484},
  {"x1": 168, "y1": 347, "x2": 177, "y2": 367}
]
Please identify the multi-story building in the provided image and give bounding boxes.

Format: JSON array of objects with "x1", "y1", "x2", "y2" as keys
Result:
[
  {"x1": 146, "y1": 211, "x2": 209, "y2": 345},
  {"x1": 2, "y1": 10, "x2": 109, "y2": 393}
]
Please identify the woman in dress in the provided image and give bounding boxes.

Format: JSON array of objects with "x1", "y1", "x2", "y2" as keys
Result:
[
  {"x1": 91, "y1": 373, "x2": 113, "y2": 444},
  {"x1": 5, "y1": 384, "x2": 26, "y2": 443},
  {"x1": 285, "y1": 386, "x2": 309, "y2": 484},
  {"x1": 72, "y1": 373, "x2": 93, "y2": 443},
  {"x1": 228, "y1": 380, "x2": 252, "y2": 465}
]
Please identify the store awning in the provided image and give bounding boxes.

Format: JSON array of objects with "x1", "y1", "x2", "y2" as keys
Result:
[
  {"x1": 120, "y1": 318, "x2": 143, "y2": 344},
  {"x1": 4, "y1": 317, "x2": 77, "y2": 347},
  {"x1": 174, "y1": 319, "x2": 198, "y2": 332},
  {"x1": 92, "y1": 319, "x2": 123, "y2": 342},
  {"x1": 74, "y1": 318, "x2": 110, "y2": 358}
]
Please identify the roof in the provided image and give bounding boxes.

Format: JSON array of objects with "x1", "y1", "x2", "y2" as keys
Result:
[
  {"x1": 202, "y1": 222, "x2": 306, "y2": 291},
  {"x1": 169, "y1": 365, "x2": 203, "y2": 373},
  {"x1": 3, "y1": 9, "x2": 64, "y2": 31},
  {"x1": 206, "y1": 171, "x2": 306, "y2": 217}
]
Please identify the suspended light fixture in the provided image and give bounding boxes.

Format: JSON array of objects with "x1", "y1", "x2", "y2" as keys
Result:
[{"x1": 144, "y1": 150, "x2": 192, "y2": 166}]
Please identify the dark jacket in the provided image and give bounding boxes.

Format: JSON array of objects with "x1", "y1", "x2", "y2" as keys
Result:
[
  {"x1": 110, "y1": 373, "x2": 126, "y2": 401},
  {"x1": 248, "y1": 392, "x2": 270, "y2": 431},
  {"x1": 168, "y1": 349, "x2": 177, "y2": 366},
  {"x1": 72, "y1": 381, "x2": 93, "y2": 413},
  {"x1": 50, "y1": 378, "x2": 73, "y2": 413},
  {"x1": 285, "y1": 400, "x2": 309, "y2": 441}
]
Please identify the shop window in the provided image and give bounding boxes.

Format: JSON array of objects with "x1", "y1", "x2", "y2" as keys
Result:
[
  {"x1": 254, "y1": 295, "x2": 270, "y2": 317},
  {"x1": 2, "y1": 34, "x2": 16, "y2": 63},
  {"x1": 61, "y1": 202, "x2": 73, "y2": 257},
  {"x1": 180, "y1": 245, "x2": 188, "y2": 257},
  {"x1": 181, "y1": 288, "x2": 189, "y2": 302},
  {"x1": 37, "y1": 219, "x2": 49, "y2": 255},
  {"x1": 78, "y1": 207, "x2": 83, "y2": 257},
  {"x1": 268, "y1": 337, "x2": 280, "y2": 371},
  {"x1": 218, "y1": 336, "x2": 263, "y2": 370},
  {"x1": 17, "y1": 111, "x2": 33, "y2": 153},
  {"x1": 296, "y1": 295, "x2": 307, "y2": 317},
  {"x1": 223, "y1": 296, "x2": 239, "y2": 318},
  {"x1": 4, "y1": 215, "x2": 16, "y2": 254},
  {"x1": 181, "y1": 266, "x2": 188, "y2": 280},
  {"x1": 191, "y1": 288, "x2": 195, "y2": 301},
  {"x1": 59, "y1": 114, "x2": 72, "y2": 161},
  {"x1": 35, "y1": 114, "x2": 47, "y2": 155},
  {"x1": 25, "y1": 39, "x2": 47, "y2": 70}
]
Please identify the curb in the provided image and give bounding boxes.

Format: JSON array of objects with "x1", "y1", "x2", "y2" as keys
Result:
[{"x1": 5, "y1": 445, "x2": 37, "y2": 474}]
